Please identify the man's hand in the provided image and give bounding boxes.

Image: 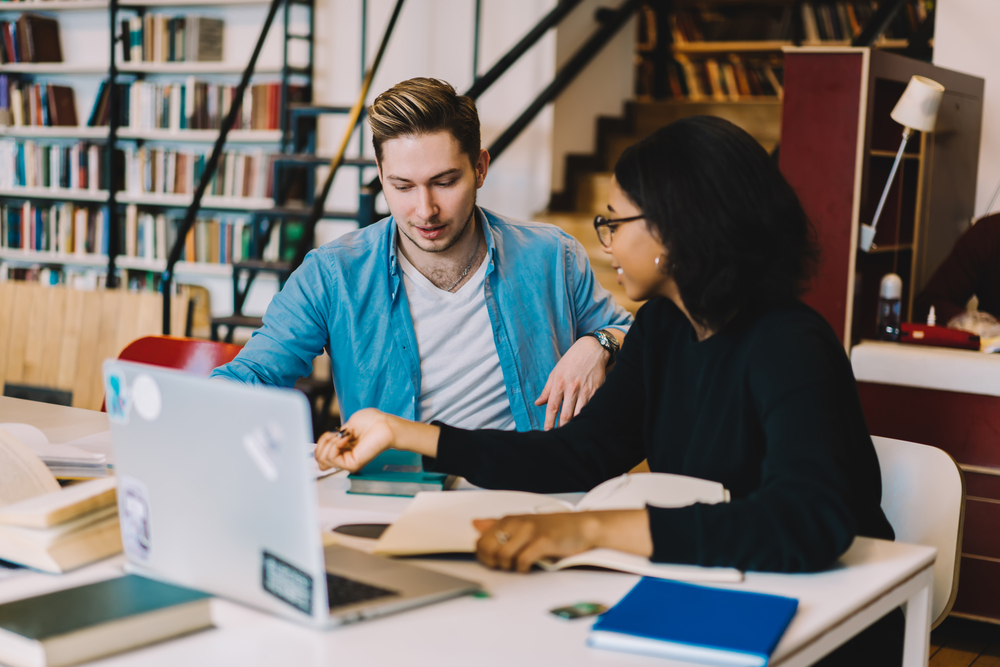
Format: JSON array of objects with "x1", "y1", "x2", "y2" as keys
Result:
[
  {"x1": 534, "y1": 335, "x2": 609, "y2": 429},
  {"x1": 314, "y1": 408, "x2": 396, "y2": 472}
]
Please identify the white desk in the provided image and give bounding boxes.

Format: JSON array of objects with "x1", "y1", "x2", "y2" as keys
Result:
[{"x1": 0, "y1": 398, "x2": 936, "y2": 666}]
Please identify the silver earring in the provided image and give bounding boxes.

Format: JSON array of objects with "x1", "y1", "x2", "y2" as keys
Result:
[{"x1": 654, "y1": 257, "x2": 659, "y2": 267}]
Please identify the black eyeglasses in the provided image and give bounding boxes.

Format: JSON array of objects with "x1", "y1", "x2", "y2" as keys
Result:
[{"x1": 593, "y1": 214, "x2": 643, "y2": 247}]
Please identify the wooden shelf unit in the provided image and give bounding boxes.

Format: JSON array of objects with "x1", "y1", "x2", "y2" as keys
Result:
[{"x1": 778, "y1": 47, "x2": 984, "y2": 346}]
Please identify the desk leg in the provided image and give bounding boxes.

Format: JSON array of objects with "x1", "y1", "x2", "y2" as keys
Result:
[{"x1": 902, "y1": 569, "x2": 932, "y2": 667}]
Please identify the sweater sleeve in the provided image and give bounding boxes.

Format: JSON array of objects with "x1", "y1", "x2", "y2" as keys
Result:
[
  {"x1": 647, "y1": 324, "x2": 867, "y2": 572},
  {"x1": 430, "y1": 304, "x2": 651, "y2": 492}
]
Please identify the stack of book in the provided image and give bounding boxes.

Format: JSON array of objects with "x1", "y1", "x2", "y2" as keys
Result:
[
  {"x1": 1, "y1": 202, "x2": 110, "y2": 256},
  {"x1": 668, "y1": 4, "x2": 795, "y2": 44},
  {"x1": 121, "y1": 14, "x2": 224, "y2": 63},
  {"x1": 0, "y1": 77, "x2": 78, "y2": 127},
  {"x1": 122, "y1": 145, "x2": 274, "y2": 200},
  {"x1": 0, "y1": 139, "x2": 121, "y2": 191},
  {"x1": 0, "y1": 14, "x2": 63, "y2": 64},
  {"x1": 0, "y1": 429, "x2": 120, "y2": 573}
]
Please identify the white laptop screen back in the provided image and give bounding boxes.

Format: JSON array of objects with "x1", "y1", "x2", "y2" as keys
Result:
[{"x1": 103, "y1": 359, "x2": 331, "y2": 626}]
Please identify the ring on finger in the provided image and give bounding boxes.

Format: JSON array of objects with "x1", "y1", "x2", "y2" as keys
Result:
[{"x1": 495, "y1": 529, "x2": 510, "y2": 545}]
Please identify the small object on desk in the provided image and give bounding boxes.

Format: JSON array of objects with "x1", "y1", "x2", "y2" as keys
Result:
[
  {"x1": 899, "y1": 322, "x2": 981, "y2": 350},
  {"x1": 347, "y1": 450, "x2": 457, "y2": 497},
  {"x1": 0, "y1": 574, "x2": 212, "y2": 667},
  {"x1": 331, "y1": 523, "x2": 390, "y2": 540},
  {"x1": 550, "y1": 602, "x2": 608, "y2": 620},
  {"x1": 588, "y1": 577, "x2": 798, "y2": 667},
  {"x1": 876, "y1": 273, "x2": 902, "y2": 341}
]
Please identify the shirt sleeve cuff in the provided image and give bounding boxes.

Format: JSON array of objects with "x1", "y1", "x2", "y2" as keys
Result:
[
  {"x1": 647, "y1": 504, "x2": 701, "y2": 565},
  {"x1": 423, "y1": 422, "x2": 471, "y2": 477}
]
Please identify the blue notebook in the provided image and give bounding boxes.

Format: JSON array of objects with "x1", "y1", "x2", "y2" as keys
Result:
[
  {"x1": 347, "y1": 449, "x2": 455, "y2": 497},
  {"x1": 588, "y1": 577, "x2": 798, "y2": 667}
]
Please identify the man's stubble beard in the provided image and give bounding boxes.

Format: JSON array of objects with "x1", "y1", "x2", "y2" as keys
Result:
[{"x1": 397, "y1": 199, "x2": 477, "y2": 255}]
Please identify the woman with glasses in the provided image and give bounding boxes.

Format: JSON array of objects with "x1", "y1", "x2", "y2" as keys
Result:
[{"x1": 316, "y1": 116, "x2": 900, "y2": 661}]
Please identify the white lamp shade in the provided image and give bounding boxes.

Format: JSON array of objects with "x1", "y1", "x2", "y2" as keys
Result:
[{"x1": 890, "y1": 75, "x2": 945, "y2": 133}]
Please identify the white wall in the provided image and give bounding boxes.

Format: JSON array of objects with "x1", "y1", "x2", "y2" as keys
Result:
[
  {"x1": 551, "y1": 1, "x2": 636, "y2": 196},
  {"x1": 934, "y1": 0, "x2": 1000, "y2": 218}
]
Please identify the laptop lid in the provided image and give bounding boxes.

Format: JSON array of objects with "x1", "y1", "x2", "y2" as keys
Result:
[{"x1": 103, "y1": 360, "x2": 331, "y2": 627}]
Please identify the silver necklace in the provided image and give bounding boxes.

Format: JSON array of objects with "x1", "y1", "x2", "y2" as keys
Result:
[{"x1": 444, "y1": 231, "x2": 481, "y2": 292}]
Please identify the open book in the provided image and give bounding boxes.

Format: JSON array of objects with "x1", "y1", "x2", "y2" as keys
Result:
[
  {"x1": 0, "y1": 428, "x2": 121, "y2": 573},
  {"x1": 0, "y1": 422, "x2": 112, "y2": 479},
  {"x1": 374, "y1": 472, "x2": 742, "y2": 583}
]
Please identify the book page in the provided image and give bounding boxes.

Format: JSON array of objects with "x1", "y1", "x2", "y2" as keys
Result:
[
  {"x1": 575, "y1": 473, "x2": 729, "y2": 512},
  {"x1": 0, "y1": 477, "x2": 117, "y2": 529},
  {"x1": 543, "y1": 548, "x2": 742, "y2": 583},
  {"x1": 0, "y1": 429, "x2": 61, "y2": 507},
  {"x1": 375, "y1": 490, "x2": 573, "y2": 556},
  {"x1": 0, "y1": 423, "x2": 107, "y2": 464}
]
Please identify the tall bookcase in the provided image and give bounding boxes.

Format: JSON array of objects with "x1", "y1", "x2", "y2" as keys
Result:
[
  {"x1": 778, "y1": 47, "x2": 984, "y2": 347},
  {"x1": 0, "y1": 0, "x2": 313, "y2": 290}
]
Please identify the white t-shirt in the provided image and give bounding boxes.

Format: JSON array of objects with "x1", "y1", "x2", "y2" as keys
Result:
[{"x1": 398, "y1": 251, "x2": 516, "y2": 431}]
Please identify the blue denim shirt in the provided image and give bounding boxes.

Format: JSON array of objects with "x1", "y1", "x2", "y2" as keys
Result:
[{"x1": 210, "y1": 207, "x2": 633, "y2": 431}]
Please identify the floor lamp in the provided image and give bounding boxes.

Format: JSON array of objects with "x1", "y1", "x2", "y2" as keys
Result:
[{"x1": 859, "y1": 75, "x2": 945, "y2": 252}]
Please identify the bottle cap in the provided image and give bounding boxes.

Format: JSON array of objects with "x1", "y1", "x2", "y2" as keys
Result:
[{"x1": 879, "y1": 273, "x2": 903, "y2": 299}]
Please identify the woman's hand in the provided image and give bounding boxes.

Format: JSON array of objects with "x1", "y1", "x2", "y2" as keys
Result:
[
  {"x1": 315, "y1": 408, "x2": 396, "y2": 472},
  {"x1": 315, "y1": 409, "x2": 442, "y2": 472},
  {"x1": 472, "y1": 509, "x2": 653, "y2": 573}
]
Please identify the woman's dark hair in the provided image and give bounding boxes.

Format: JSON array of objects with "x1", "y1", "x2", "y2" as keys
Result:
[{"x1": 614, "y1": 116, "x2": 818, "y2": 332}]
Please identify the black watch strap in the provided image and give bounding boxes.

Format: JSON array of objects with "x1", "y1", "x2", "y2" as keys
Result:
[{"x1": 583, "y1": 329, "x2": 620, "y2": 366}]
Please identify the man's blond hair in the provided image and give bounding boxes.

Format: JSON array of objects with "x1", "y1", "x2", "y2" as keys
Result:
[{"x1": 368, "y1": 78, "x2": 481, "y2": 166}]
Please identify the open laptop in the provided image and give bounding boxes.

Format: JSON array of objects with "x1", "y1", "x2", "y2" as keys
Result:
[{"x1": 102, "y1": 359, "x2": 480, "y2": 629}]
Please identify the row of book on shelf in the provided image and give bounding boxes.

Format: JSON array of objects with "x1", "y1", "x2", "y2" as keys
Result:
[
  {"x1": 0, "y1": 76, "x2": 78, "y2": 127},
  {"x1": 88, "y1": 78, "x2": 305, "y2": 131},
  {"x1": 120, "y1": 14, "x2": 224, "y2": 63},
  {"x1": 651, "y1": 54, "x2": 783, "y2": 102},
  {"x1": 663, "y1": 0, "x2": 931, "y2": 45},
  {"x1": 0, "y1": 139, "x2": 118, "y2": 191},
  {"x1": 0, "y1": 201, "x2": 274, "y2": 266},
  {"x1": 0, "y1": 14, "x2": 62, "y2": 64},
  {"x1": 0, "y1": 139, "x2": 276, "y2": 200}
]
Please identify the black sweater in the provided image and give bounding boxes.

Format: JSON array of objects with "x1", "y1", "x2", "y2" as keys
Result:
[{"x1": 431, "y1": 298, "x2": 894, "y2": 573}]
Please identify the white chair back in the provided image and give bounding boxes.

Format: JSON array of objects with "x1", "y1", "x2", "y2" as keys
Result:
[{"x1": 872, "y1": 435, "x2": 965, "y2": 629}]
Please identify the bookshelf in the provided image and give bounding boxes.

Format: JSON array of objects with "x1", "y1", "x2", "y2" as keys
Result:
[
  {"x1": 0, "y1": 0, "x2": 313, "y2": 287},
  {"x1": 635, "y1": 0, "x2": 932, "y2": 102},
  {"x1": 778, "y1": 47, "x2": 984, "y2": 347}
]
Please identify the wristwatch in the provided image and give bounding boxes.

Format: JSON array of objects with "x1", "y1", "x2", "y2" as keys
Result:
[{"x1": 583, "y1": 329, "x2": 621, "y2": 367}]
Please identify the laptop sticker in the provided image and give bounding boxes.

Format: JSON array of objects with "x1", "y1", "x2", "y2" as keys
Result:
[
  {"x1": 104, "y1": 369, "x2": 131, "y2": 424},
  {"x1": 119, "y1": 475, "x2": 152, "y2": 562},
  {"x1": 242, "y1": 422, "x2": 283, "y2": 482},
  {"x1": 262, "y1": 551, "x2": 314, "y2": 614},
  {"x1": 131, "y1": 374, "x2": 162, "y2": 421}
]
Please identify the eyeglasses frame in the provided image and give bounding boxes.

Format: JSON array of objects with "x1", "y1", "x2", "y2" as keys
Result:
[{"x1": 593, "y1": 214, "x2": 644, "y2": 247}]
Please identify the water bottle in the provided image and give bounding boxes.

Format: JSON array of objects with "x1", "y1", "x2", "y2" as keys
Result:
[{"x1": 876, "y1": 273, "x2": 902, "y2": 341}]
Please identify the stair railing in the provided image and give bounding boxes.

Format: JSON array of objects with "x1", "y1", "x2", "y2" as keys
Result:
[
  {"x1": 160, "y1": 0, "x2": 287, "y2": 334},
  {"x1": 289, "y1": 0, "x2": 406, "y2": 271}
]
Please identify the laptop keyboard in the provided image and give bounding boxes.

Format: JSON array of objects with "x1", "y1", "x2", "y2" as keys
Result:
[{"x1": 326, "y1": 572, "x2": 398, "y2": 610}]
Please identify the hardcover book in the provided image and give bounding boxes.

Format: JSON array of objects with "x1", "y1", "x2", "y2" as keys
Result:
[
  {"x1": 588, "y1": 577, "x2": 798, "y2": 666},
  {"x1": 0, "y1": 575, "x2": 212, "y2": 667}
]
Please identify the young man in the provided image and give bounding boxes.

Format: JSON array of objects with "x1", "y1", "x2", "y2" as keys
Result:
[{"x1": 211, "y1": 78, "x2": 631, "y2": 431}]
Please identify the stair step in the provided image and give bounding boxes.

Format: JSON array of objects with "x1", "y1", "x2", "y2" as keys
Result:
[
  {"x1": 210, "y1": 315, "x2": 264, "y2": 328},
  {"x1": 272, "y1": 155, "x2": 377, "y2": 168},
  {"x1": 574, "y1": 172, "x2": 612, "y2": 215},
  {"x1": 256, "y1": 206, "x2": 360, "y2": 221},
  {"x1": 232, "y1": 260, "x2": 293, "y2": 273}
]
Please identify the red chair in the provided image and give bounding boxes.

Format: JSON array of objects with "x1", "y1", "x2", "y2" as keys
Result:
[{"x1": 102, "y1": 336, "x2": 242, "y2": 411}]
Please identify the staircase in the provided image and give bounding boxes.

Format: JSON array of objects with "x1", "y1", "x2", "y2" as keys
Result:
[{"x1": 540, "y1": 98, "x2": 783, "y2": 315}]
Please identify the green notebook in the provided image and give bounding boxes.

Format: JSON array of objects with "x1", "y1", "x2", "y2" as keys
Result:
[
  {"x1": 0, "y1": 575, "x2": 212, "y2": 667},
  {"x1": 347, "y1": 449, "x2": 457, "y2": 497}
]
